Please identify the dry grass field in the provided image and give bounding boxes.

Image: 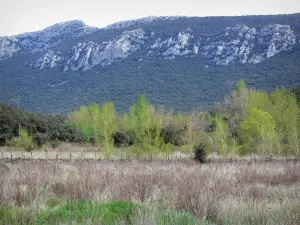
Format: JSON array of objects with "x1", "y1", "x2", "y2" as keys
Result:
[{"x1": 0, "y1": 160, "x2": 300, "y2": 224}]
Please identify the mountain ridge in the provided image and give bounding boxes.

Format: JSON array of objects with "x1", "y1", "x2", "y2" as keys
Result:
[{"x1": 0, "y1": 13, "x2": 300, "y2": 114}]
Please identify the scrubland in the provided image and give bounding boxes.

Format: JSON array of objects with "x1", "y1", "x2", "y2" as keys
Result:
[{"x1": 0, "y1": 160, "x2": 299, "y2": 224}]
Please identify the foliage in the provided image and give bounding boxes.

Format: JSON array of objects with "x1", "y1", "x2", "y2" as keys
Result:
[
  {"x1": 214, "y1": 115, "x2": 230, "y2": 155},
  {"x1": 68, "y1": 103, "x2": 118, "y2": 155},
  {"x1": 9, "y1": 129, "x2": 35, "y2": 151},
  {"x1": 2, "y1": 82, "x2": 300, "y2": 156},
  {"x1": 193, "y1": 143, "x2": 207, "y2": 163},
  {"x1": 0, "y1": 103, "x2": 83, "y2": 147},
  {"x1": 241, "y1": 108, "x2": 278, "y2": 154},
  {"x1": 128, "y1": 95, "x2": 170, "y2": 155}
]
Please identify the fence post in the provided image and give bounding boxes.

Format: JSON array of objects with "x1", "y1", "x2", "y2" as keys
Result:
[
  {"x1": 1, "y1": 151, "x2": 3, "y2": 160},
  {"x1": 70, "y1": 153, "x2": 72, "y2": 163},
  {"x1": 11, "y1": 151, "x2": 12, "y2": 163}
]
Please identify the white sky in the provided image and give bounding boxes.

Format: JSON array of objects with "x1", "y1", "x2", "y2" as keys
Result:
[{"x1": 1, "y1": 0, "x2": 299, "y2": 36}]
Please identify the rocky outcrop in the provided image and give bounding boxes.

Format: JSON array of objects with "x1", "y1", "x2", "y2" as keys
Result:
[
  {"x1": 248, "y1": 24, "x2": 296, "y2": 64},
  {"x1": 151, "y1": 30, "x2": 193, "y2": 59},
  {"x1": 33, "y1": 23, "x2": 297, "y2": 71},
  {"x1": 35, "y1": 29, "x2": 147, "y2": 71},
  {"x1": 1, "y1": 17, "x2": 298, "y2": 71},
  {"x1": 200, "y1": 25, "x2": 257, "y2": 65},
  {"x1": 152, "y1": 24, "x2": 296, "y2": 65},
  {"x1": 0, "y1": 20, "x2": 98, "y2": 60},
  {"x1": 35, "y1": 50, "x2": 64, "y2": 69}
]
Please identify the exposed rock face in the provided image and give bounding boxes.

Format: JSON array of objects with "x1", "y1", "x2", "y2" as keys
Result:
[
  {"x1": 35, "y1": 29, "x2": 147, "y2": 71},
  {"x1": 30, "y1": 23, "x2": 298, "y2": 71},
  {"x1": 0, "y1": 20, "x2": 98, "y2": 60},
  {"x1": 0, "y1": 37, "x2": 20, "y2": 59},
  {"x1": 0, "y1": 17, "x2": 298, "y2": 71},
  {"x1": 248, "y1": 24, "x2": 296, "y2": 63},
  {"x1": 35, "y1": 50, "x2": 64, "y2": 69},
  {"x1": 201, "y1": 25, "x2": 257, "y2": 65},
  {"x1": 151, "y1": 31, "x2": 193, "y2": 59}
]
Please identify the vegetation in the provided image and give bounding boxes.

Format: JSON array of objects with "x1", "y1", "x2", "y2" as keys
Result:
[
  {"x1": 0, "y1": 161, "x2": 299, "y2": 224},
  {"x1": 1, "y1": 14, "x2": 300, "y2": 115},
  {"x1": 1, "y1": 82, "x2": 300, "y2": 158},
  {"x1": 0, "y1": 81, "x2": 300, "y2": 224},
  {"x1": 0, "y1": 103, "x2": 83, "y2": 147}
]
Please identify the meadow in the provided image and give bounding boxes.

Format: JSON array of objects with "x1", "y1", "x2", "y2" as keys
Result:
[{"x1": 0, "y1": 160, "x2": 300, "y2": 225}]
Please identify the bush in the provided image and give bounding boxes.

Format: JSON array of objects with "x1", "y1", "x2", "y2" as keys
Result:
[
  {"x1": 113, "y1": 131, "x2": 135, "y2": 147},
  {"x1": 9, "y1": 129, "x2": 35, "y2": 151},
  {"x1": 193, "y1": 143, "x2": 207, "y2": 163},
  {"x1": 162, "y1": 126, "x2": 185, "y2": 146}
]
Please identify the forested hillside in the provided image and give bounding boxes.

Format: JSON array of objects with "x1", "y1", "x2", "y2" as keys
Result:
[{"x1": 0, "y1": 14, "x2": 300, "y2": 114}]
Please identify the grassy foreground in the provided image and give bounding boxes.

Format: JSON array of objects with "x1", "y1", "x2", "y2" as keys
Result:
[{"x1": 0, "y1": 160, "x2": 299, "y2": 224}]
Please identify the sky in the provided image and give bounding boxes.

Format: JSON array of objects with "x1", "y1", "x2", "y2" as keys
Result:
[{"x1": 1, "y1": 0, "x2": 299, "y2": 36}]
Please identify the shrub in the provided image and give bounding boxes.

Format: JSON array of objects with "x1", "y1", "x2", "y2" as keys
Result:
[
  {"x1": 193, "y1": 143, "x2": 207, "y2": 163},
  {"x1": 113, "y1": 131, "x2": 135, "y2": 147},
  {"x1": 10, "y1": 129, "x2": 35, "y2": 151},
  {"x1": 162, "y1": 126, "x2": 185, "y2": 146}
]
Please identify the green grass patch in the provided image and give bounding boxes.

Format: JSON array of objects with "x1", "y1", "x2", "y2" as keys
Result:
[{"x1": 0, "y1": 200, "x2": 217, "y2": 225}]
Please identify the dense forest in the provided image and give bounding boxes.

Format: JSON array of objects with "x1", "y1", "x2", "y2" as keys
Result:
[{"x1": 1, "y1": 82, "x2": 300, "y2": 158}]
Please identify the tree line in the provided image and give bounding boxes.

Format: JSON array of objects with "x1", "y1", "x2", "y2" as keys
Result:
[{"x1": 1, "y1": 82, "x2": 300, "y2": 157}]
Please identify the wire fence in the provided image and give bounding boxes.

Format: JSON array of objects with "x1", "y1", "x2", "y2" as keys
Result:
[{"x1": 0, "y1": 151, "x2": 300, "y2": 164}]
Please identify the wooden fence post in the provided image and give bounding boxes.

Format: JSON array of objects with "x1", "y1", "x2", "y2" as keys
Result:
[
  {"x1": 70, "y1": 153, "x2": 72, "y2": 163},
  {"x1": 11, "y1": 151, "x2": 13, "y2": 163}
]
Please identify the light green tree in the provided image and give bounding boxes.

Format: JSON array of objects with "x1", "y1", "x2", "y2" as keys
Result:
[
  {"x1": 68, "y1": 105, "x2": 95, "y2": 142},
  {"x1": 269, "y1": 89, "x2": 300, "y2": 154},
  {"x1": 129, "y1": 95, "x2": 169, "y2": 155},
  {"x1": 224, "y1": 80, "x2": 252, "y2": 122},
  {"x1": 214, "y1": 115, "x2": 230, "y2": 155},
  {"x1": 9, "y1": 129, "x2": 34, "y2": 151},
  {"x1": 68, "y1": 103, "x2": 118, "y2": 156},
  {"x1": 248, "y1": 91, "x2": 273, "y2": 113},
  {"x1": 97, "y1": 102, "x2": 118, "y2": 156},
  {"x1": 241, "y1": 108, "x2": 278, "y2": 155}
]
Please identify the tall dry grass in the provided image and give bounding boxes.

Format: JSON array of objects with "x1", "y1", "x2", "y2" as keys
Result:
[{"x1": 0, "y1": 160, "x2": 300, "y2": 224}]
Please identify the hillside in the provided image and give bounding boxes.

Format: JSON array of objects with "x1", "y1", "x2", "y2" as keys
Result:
[{"x1": 1, "y1": 14, "x2": 300, "y2": 114}]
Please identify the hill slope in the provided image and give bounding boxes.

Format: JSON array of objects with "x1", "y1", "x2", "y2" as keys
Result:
[{"x1": 1, "y1": 14, "x2": 300, "y2": 114}]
